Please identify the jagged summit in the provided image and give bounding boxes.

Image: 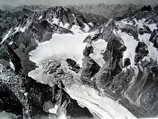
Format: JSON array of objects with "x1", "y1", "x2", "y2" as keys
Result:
[{"x1": 0, "y1": 6, "x2": 96, "y2": 45}]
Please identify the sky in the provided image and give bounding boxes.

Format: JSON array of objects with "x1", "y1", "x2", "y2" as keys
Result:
[{"x1": 0, "y1": 0, "x2": 158, "y2": 8}]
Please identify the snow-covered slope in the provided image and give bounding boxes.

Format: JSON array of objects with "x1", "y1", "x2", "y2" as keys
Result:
[{"x1": 29, "y1": 33, "x2": 89, "y2": 67}]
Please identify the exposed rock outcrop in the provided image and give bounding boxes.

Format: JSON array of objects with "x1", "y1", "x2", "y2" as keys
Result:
[{"x1": 81, "y1": 46, "x2": 100, "y2": 85}]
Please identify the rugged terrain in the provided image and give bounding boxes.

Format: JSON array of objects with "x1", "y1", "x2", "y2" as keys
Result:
[{"x1": 0, "y1": 4, "x2": 158, "y2": 119}]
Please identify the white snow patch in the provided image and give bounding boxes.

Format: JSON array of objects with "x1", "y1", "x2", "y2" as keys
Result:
[
  {"x1": 90, "y1": 39, "x2": 107, "y2": 67},
  {"x1": 88, "y1": 22, "x2": 94, "y2": 27},
  {"x1": 59, "y1": 22, "x2": 70, "y2": 29},
  {"x1": 38, "y1": 15, "x2": 42, "y2": 20},
  {"x1": 9, "y1": 60, "x2": 15, "y2": 71},
  {"x1": 9, "y1": 41, "x2": 13, "y2": 45},
  {"x1": 52, "y1": 17, "x2": 60, "y2": 25},
  {"x1": 1, "y1": 28, "x2": 12, "y2": 44},
  {"x1": 63, "y1": 23, "x2": 70, "y2": 29},
  {"x1": 20, "y1": 20, "x2": 31, "y2": 33},
  {"x1": 118, "y1": 30, "x2": 138, "y2": 66},
  {"x1": 0, "y1": 64, "x2": 4, "y2": 73},
  {"x1": 20, "y1": 25, "x2": 27, "y2": 33},
  {"x1": 49, "y1": 104, "x2": 58, "y2": 114},
  {"x1": 136, "y1": 19, "x2": 145, "y2": 29},
  {"x1": 83, "y1": 23, "x2": 90, "y2": 32},
  {"x1": 71, "y1": 25, "x2": 82, "y2": 33},
  {"x1": 139, "y1": 33, "x2": 158, "y2": 63},
  {"x1": 13, "y1": 23, "x2": 29, "y2": 34}
]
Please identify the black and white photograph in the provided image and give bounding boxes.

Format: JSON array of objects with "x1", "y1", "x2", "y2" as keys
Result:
[{"x1": 0, "y1": 0, "x2": 158, "y2": 119}]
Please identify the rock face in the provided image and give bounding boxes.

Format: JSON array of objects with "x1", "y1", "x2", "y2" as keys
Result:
[
  {"x1": 81, "y1": 46, "x2": 100, "y2": 85},
  {"x1": 6, "y1": 44, "x2": 23, "y2": 73},
  {"x1": 0, "y1": 83, "x2": 23, "y2": 115},
  {"x1": 149, "y1": 29, "x2": 158, "y2": 48},
  {"x1": 134, "y1": 42, "x2": 149, "y2": 64},
  {"x1": 89, "y1": 21, "x2": 127, "y2": 89},
  {"x1": 66, "y1": 58, "x2": 80, "y2": 73}
]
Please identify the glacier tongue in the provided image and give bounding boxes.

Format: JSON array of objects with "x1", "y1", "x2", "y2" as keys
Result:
[{"x1": 65, "y1": 83, "x2": 137, "y2": 119}]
